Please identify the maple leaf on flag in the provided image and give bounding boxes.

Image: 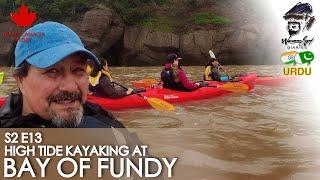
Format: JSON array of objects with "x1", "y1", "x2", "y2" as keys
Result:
[{"x1": 10, "y1": 4, "x2": 37, "y2": 27}]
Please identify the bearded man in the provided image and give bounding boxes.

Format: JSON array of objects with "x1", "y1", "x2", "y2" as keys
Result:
[{"x1": 0, "y1": 21, "x2": 124, "y2": 128}]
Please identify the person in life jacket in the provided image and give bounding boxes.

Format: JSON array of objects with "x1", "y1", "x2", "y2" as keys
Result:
[
  {"x1": 204, "y1": 56, "x2": 229, "y2": 81},
  {"x1": 88, "y1": 59, "x2": 134, "y2": 99},
  {"x1": 161, "y1": 53, "x2": 204, "y2": 91}
]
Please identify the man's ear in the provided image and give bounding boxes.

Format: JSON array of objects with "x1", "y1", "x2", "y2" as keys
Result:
[{"x1": 13, "y1": 75, "x2": 26, "y2": 95}]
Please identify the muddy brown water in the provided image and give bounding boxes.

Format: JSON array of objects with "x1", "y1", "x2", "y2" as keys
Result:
[{"x1": 1, "y1": 65, "x2": 320, "y2": 179}]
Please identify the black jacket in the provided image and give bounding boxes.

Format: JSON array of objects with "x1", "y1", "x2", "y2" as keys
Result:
[
  {"x1": 89, "y1": 74, "x2": 127, "y2": 99},
  {"x1": 0, "y1": 93, "x2": 125, "y2": 128},
  {"x1": 0, "y1": 94, "x2": 163, "y2": 179}
]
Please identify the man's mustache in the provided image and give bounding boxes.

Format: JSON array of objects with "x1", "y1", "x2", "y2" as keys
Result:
[{"x1": 47, "y1": 91, "x2": 82, "y2": 104}]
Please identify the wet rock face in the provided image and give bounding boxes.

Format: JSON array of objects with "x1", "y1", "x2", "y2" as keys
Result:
[
  {"x1": 78, "y1": 8, "x2": 124, "y2": 56},
  {"x1": 180, "y1": 30, "x2": 223, "y2": 65},
  {"x1": 1, "y1": 3, "x2": 274, "y2": 66},
  {"x1": 219, "y1": 24, "x2": 264, "y2": 65},
  {"x1": 121, "y1": 25, "x2": 264, "y2": 65},
  {"x1": 1, "y1": 19, "x2": 266, "y2": 66},
  {"x1": 121, "y1": 27, "x2": 179, "y2": 65},
  {"x1": 87, "y1": 0, "x2": 258, "y2": 65},
  {"x1": 0, "y1": 21, "x2": 20, "y2": 66}
]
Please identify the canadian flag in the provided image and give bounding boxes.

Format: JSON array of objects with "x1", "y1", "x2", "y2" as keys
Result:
[{"x1": 10, "y1": 4, "x2": 37, "y2": 27}]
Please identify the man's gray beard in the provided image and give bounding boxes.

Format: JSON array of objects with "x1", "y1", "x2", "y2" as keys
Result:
[{"x1": 48, "y1": 106, "x2": 83, "y2": 128}]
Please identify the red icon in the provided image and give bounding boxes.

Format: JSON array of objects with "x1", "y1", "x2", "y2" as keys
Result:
[{"x1": 10, "y1": 4, "x2": 37, "y2": 27}]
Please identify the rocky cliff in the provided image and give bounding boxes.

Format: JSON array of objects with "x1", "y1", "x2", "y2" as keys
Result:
[{"x1": 0, "y1": 1, "x2": 280, "y2": 66}]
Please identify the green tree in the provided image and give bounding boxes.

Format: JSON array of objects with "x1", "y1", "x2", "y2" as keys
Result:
[{"x1": 108, "y1": 0, "x2": 155, "y2": 25}]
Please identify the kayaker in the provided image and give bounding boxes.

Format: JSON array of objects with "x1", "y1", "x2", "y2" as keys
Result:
[
  {"x1": 204, "y1": 55, "x2": 229, "y2": 81},
  {"x1": 161, "y1": 53, "x2": 204, "y2": 91},
  {"x1": 88, "y1": 59, "x2": 134, "y2": 99},
  {"x1": 0, "y1": 22, "x2": 125, "y2": 128}
]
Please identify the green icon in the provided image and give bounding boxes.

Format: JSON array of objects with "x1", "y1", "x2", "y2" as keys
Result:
[{"x1": 297, "y1": 51, "x2": 314, "y2": 65}]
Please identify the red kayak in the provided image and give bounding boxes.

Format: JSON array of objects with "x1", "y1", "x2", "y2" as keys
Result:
[
  {"x1": 87, "y1": 73, "x2": 256, "y2": 110},
  {"x1": 0, "y1": 73, "x2": 256, "y2": 110}
]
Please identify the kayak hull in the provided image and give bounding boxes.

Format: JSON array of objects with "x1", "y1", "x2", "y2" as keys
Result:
[
  {"x1": 88, "y1": 73, "x2": 256, "y2": 110},
  {"x1": 0, "y1": 73, "x2": 257, "y2": 110}
]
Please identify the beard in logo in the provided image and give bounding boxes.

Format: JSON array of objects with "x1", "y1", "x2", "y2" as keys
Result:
[{"x1": 287, "y1": 21, "x2": 301, "y2": 37}]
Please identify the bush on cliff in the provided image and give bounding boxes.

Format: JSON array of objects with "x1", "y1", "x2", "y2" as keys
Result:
[
  {"x1": 195, "y1": 12, "x2": 232, "y2": 25},
  {"x1": 107, "y1": 0, "x2": 155, "y2": 25}
]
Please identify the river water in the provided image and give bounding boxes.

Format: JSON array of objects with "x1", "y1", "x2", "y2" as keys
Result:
[{"x1": 1, "y1": 65, "x2": 320, "y2": 179}]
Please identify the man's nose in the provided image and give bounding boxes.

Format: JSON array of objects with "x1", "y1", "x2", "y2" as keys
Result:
[{"x1": 59, "y1": 73, "x2": 78, "y2": 91}]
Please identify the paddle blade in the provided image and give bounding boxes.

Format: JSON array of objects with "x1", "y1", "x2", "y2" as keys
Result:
[
  {"x1": 220, "y1": 82, "x2": 249, "y2": 93},
  {"x1": 131, "y1": 79, "x2": 158, "y2": 88},
  {"x1": 146, "y1": 97, "x2": 175, "y2": 111},
  {"x1": 0, "y1": 72, "x2": 4, "y2": 85},
  {"x1": 209, "y1": 50, "x2": 216, "y2": 59}
]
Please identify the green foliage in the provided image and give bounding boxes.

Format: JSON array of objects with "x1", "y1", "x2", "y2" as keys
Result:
[
  {"x1": 195, "y1": 12, "x2": 232, "y2": 25},
  {"x1": 107, "y1": 0, "x2": 155, "y2": 25},
  {"x1": 187, "y1": 0, "x2": 197, "y2": 8},
  {"x1": 43, "y1": 2, "x2": 62, "y2": 20},
  {"x1": 34, "y1": 0, "x2": 89, "y2": 21},
  {"x1": 138, "y1": 16, "x2": 172, "y2": 32},
  {"x1": 0, "y1": 0, "x2": 15, "y2": 22},
  {"x1": 0, "y1": 0, "x2": 234, "y2": 30},
  {"x1": 154, "y1": 0, "x2": 170, "y2": 5},
  {"x1": 0, "y1": 0, "x2": 90, "y2": 23},
  {"x1": 0, "y1": 0, "x2": 155, "y2": 25}
]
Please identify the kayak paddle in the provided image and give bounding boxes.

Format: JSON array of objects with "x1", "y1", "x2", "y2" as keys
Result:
[
  {"x1": 207, "y1": 82, "x2": 249, "y2": 93},
  {"x1": 131, "y1": 78, "x2": 248, "y2": 93},
  {"x1": 0, "y1": 72, "x2": 4, "y2": 85},
  {"x1": 131, "y1": 79, "x2": 159, "y2": 88},
  {"x1": 113, "y1": 81, "x2": 175, "y2": 111},
  {"x1": 209, "y1": 50, "x2": 216, "y2": 59}
]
